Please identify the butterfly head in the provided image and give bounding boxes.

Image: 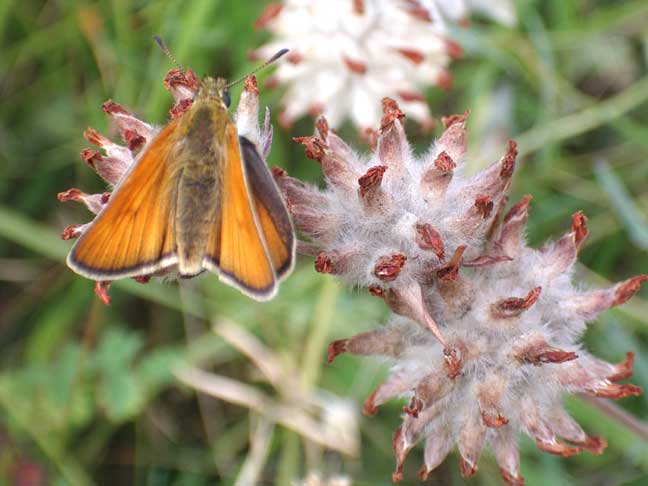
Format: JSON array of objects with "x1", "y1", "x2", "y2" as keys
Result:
[
  {"x1": 198, "y1": 77, "x2": 231, "y2": 107},
  {"x1": 154, "y1": 36, "x2": 286, "y2": 111}
]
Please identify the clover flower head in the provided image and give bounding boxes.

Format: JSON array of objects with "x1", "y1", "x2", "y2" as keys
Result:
[
  {"x1": 254, "y1": 0, "x2": 472, "y2": 134},
  {"x1": 275, "y1": 97, "x2": 646, "y2": 484}
]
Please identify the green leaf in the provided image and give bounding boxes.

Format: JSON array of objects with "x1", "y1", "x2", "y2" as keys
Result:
[
  {"x1": 98, "y1": 371, "x2": 143, "y2": 422},
  {"x1": 93, "y1": 327, "x2": 144, "y2": 373}
]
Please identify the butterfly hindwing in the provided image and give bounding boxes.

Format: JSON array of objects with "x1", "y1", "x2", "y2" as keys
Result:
[
  {"x1": 203, "y1": 123, "x2": 277, "y2": 300},
  {"x1": 238, "y1": 136, "x2": 295, "y2": 280}
]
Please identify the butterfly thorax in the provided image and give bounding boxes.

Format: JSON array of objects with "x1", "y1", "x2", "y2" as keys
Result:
[{"x1": 174, "y1": 80, "x2": 231, "y2": 276}]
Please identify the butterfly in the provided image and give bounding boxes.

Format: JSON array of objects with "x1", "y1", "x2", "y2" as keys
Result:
[{"x1": 66, "y1": 39, "x2": 295, "y2": 301}]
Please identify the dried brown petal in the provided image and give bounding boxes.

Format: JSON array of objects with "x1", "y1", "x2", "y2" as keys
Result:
[
  {"x1": 293, "y1": 136, "x2": 326, "y2": 162},
  {"x1": 444, "y1": 345, "x2": 463, "y2": 379},
  {"x1": 358, "y1": 165, "x2": 387, "y2": 198},
  {"x1": 314, "y1": 250, "x2": 355, "y2": 275},
  {"x1": 434, "y1": 151, "x2": 456, "y2": 172},
  {"x1": 397, "y1": 90, "x2": 426, "y2": 102},
  {"x1": 163, "y1": 68, "x2": 200, "y2": 95},
  {"x1": 308, "y1": 103, "x2": 324, "y2": 117},
  {"x1": 380, "y1": 98, "x2": 405, "y2": 132},
  {"x1": 567, "y1": 275, "x2": 648, "y2": 318},
  {"x1": 392, "y1": 426, "x2": 410, "y2": 483},
  {"x1": 421, "y1": 151, "x2": 455, "y2": 196},
  {"x1": 535, "y1": 439, "x2": 582, "y2": 457},
  {"x1": 101, "y1": 99, "x2": 129, "y2": 115},
  {"x1": 500, "y1": 468, "x2": 525, "y2": 486},
  {"x1": 585, "y1": 382, "x2": 642, "y2": 400},
  {"x1": 569, "y1": 435, "x2": 607, "y2": 455},
  {"x1": 374, "y1": 254, "x2": 406, "y2": 282},
  {"x1": 367, "y1": 285, "x2": 384, "y2": 298},
  {"x1": 445, "y1": 39, "x2": 464, "y2": 59},
  {"x1": 244, "y1": 75, "x2": 259, "y2": 94},
  {"x1": 396, "y1": 48, "x2": 425, "y2": 64},
  {"x1": 315, "y1": 116, "x2": 329, "y2": 140},
  {"x1": 328, "y1": 326, "x2": 406, "y2": 361},
  {"x1": 343, "y1": 57, "x2": 367, "y2": 74},
  {"x1": 287, "y1": 51, "x2": 302, "y2": 64},
  {"x1": 61, "y1": 223, "x2": 85, "y2": 240},
  {"x1": 418, "y1": 429, "x2": 452, "y2": 481},
  {"x1": 492, "y1": 287, "x2": 542, "y2": 319},
  {"x1": 441, "y1": 110, "x2": 469, "y2": 129},
  {"x1": 403, "y1": 396, "x2": 424, "y2": 418},
  {"x1": 413, "y1": 371, "x2": 453, "y2": 410},
  {"x1": 478, "y1": 375, "x2": 510, "y2": 428},
  {"x1": 314, "y1": 252, "x2": 334, "y2": 274},
  {"x1": 517, "y1": 342, "x2": 577, "y2": 365},
  {"x1": 494, "y1": 195, "x2": 531, "y2": 256},
  {"x1": 500, "y1": 140, "x2": 518, "y2": 180},
  {"x1": 415, "y1": 224, "x2": 445, "y2": 260},
  {"x1": 436, "y1": 71, "x2": 453, "y2": 90},
  {"x1": 492, "y1": 428, "x2": 523, "y2": 486},
  {"x1": 550, "y1": 407, "x2": 607, "y2": 455},
  {"x1": 608, "y1": 352, "x2": 635, "y2": 382},
  {"x1": 614, "y1": 275, "x2": 648, "y2": 306},
  {"x1": 364, "y1": 368, "x2": 421, "y2": 416},
  {"x1": 475, "y1": 194, "x2": 494, "y2": 219},
  {"x1": 271, "y1": 166, "x2": 287, "y2": 179},
  {"x1": 70, "y1": 189, "x2": 108, "y2": 213},
  {"x1": 169, "y1": 99, "x2": 193, "y2": 119},
  {"x1": 327, "y1": 339, "x2": 348, "y2": 363},
  {"x1": 405, "y1": 5, "x2": 432, "y2": 22},
  {"x1": 572, "y1": 211, "x2": 588, "y2": 249},
  {"x1": 255, "y1": 3, "x2": 283, "y2": 29},
  {"x1": 520, "y1": 398, "x2": 582, "y2": 457},
  {"x1": 458, "y1": 413, "x2": 486, "y2": 477},
  {"x1": 94, "y1": 281, "x2": 111, "y2": 305},
  {"x1": 436, "y1": 245, "x2": 466, "y2": 281}
]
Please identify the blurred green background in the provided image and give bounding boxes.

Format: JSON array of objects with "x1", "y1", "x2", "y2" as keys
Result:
[{"x1": 2, "y1": 0, "x2": 648, "y2": 485}]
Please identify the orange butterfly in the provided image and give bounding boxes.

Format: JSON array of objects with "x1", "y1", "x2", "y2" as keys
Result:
[{"x1": 66, "y1": 40, "x2": 295, "y2": 301}]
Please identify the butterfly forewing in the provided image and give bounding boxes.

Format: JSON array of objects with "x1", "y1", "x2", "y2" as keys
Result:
[
  {"x1": 68, "y1": 121, "x2": 181, "y2": 279},
  {"x1": 203, "y1": 122, "x2": 277, "y2": 299}
]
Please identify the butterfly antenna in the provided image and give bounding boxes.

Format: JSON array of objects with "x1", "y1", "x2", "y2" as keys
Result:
[
  {"x1": 154, "y1": 35, "x2": 183, "y2": 71},
  {"x1": 225, "y1": 48, "x2": 289, "y2": 89}
]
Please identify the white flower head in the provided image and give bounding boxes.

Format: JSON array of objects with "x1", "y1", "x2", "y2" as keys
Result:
[
  {"x1": 254, "y1": 0, "x2": 465, "y2": 133},
  {"x1": 254, "y1": 0, "x2": 515, "y2": 134}
]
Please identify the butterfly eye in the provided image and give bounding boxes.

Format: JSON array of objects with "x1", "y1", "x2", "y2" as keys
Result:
[{"x1": 222, "y1": 89, "x2": 231, "y2": 107}]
